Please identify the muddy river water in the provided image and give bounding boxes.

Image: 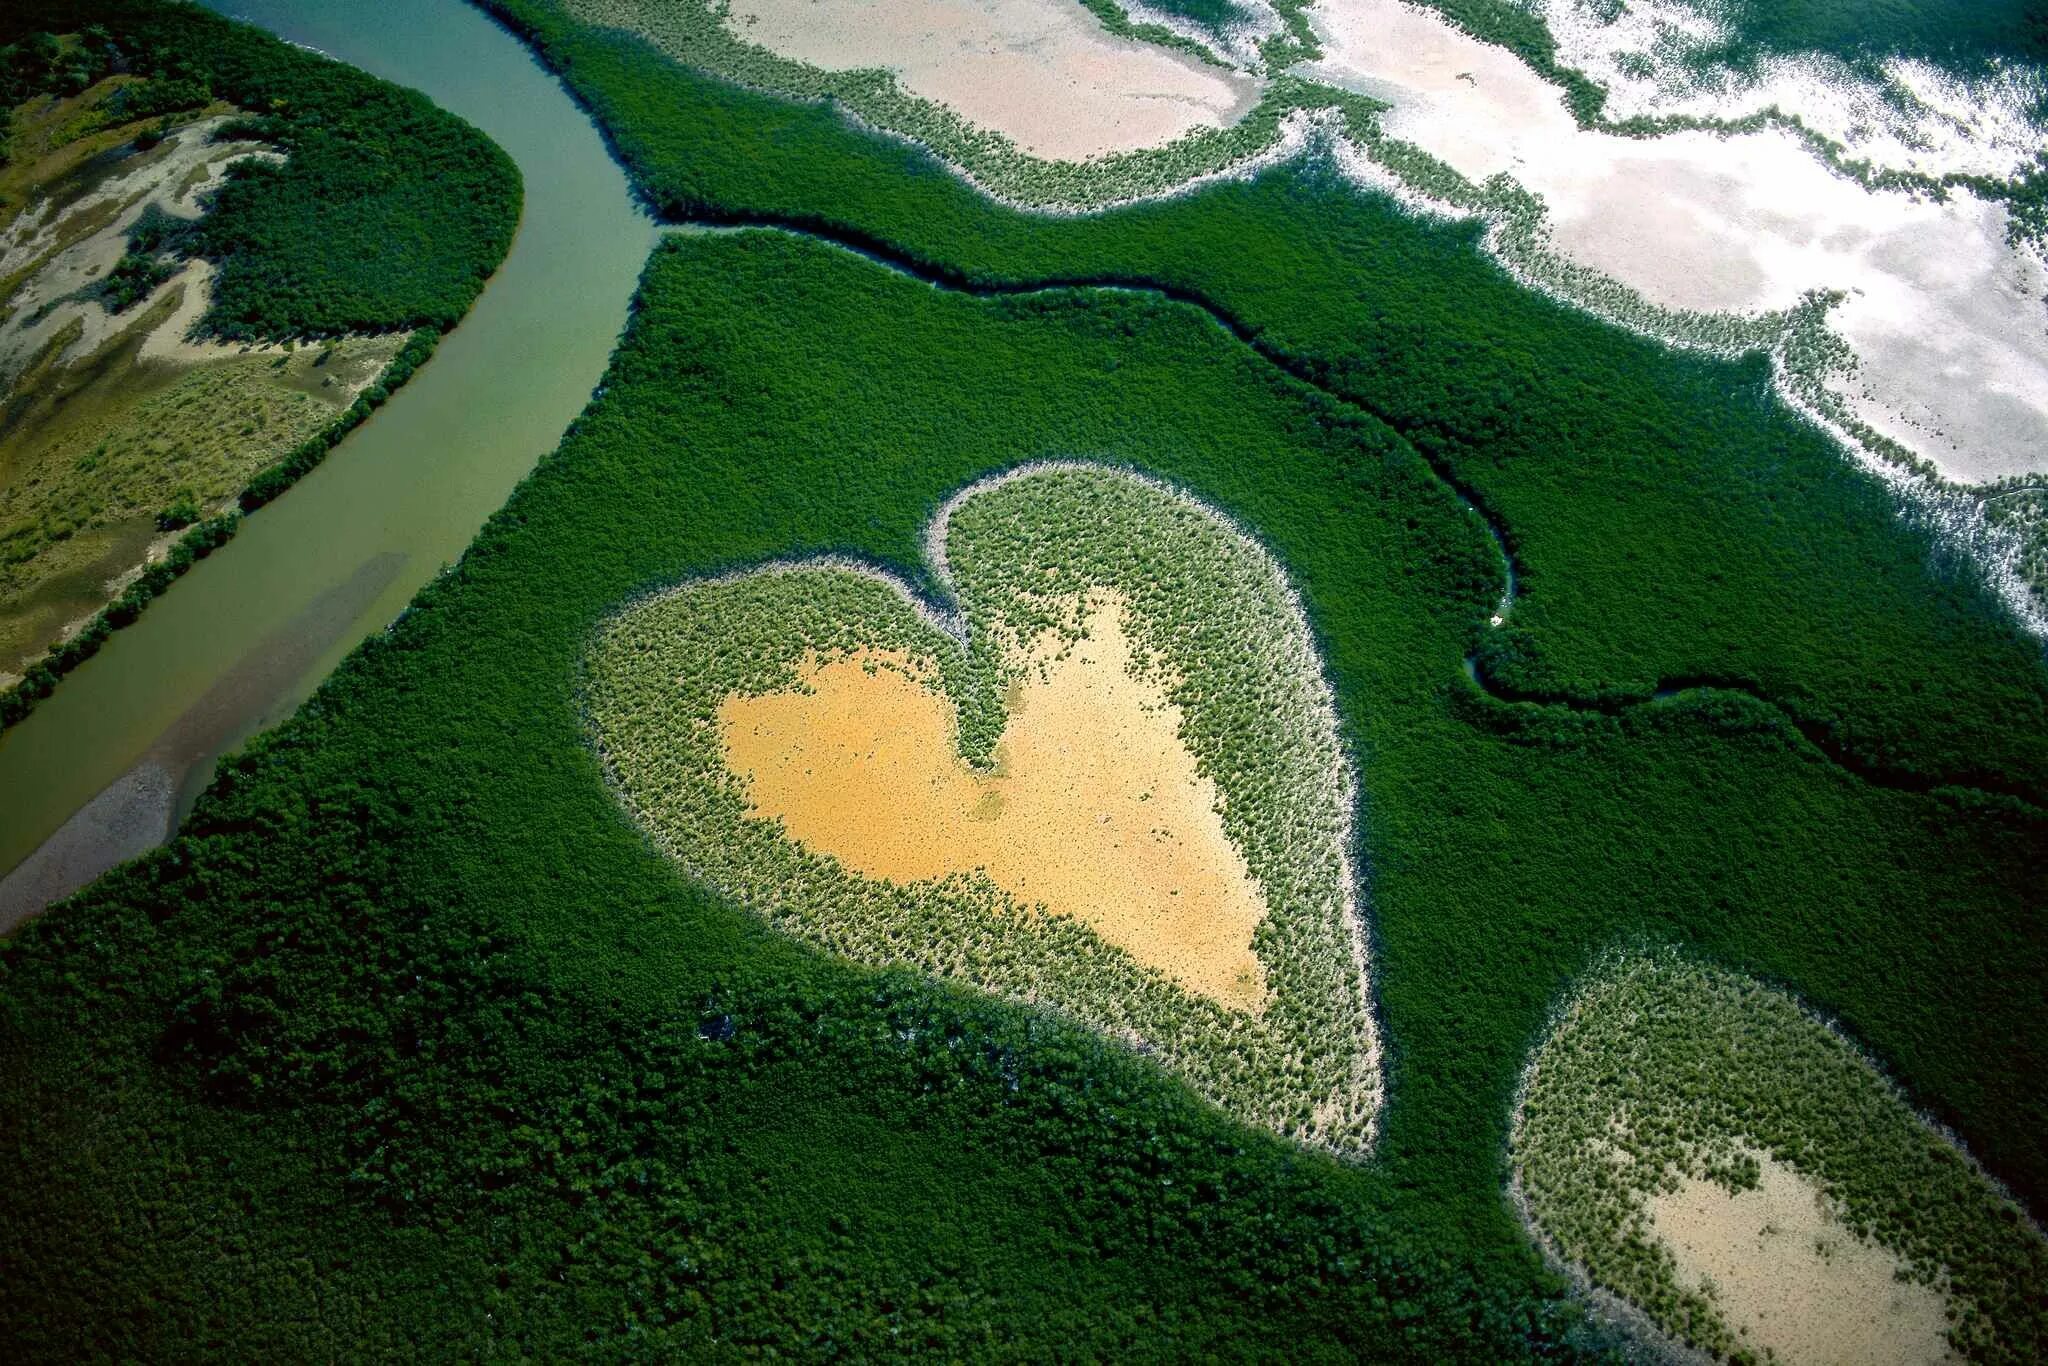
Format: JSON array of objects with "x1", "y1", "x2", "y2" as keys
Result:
[{"x1": 0, "y1": 0, "x2": 657, "y2": 926}]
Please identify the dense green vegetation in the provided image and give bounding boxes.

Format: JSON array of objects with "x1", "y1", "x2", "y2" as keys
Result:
[
  {"x1": 4, "y1": 2, "x2": 519, "y2": 340},
  {"x1": 0, "y1": 0, "x2": 2042, "y2": 1354},
  {"x1": 484, "y1": 0, "x2": 2048, "y2": 795},
  {"x1": 4, "y1": 207, "x2": 2043, "y2": 1350},
  {"x1": 588, "y1": 465, "x2": 1381, "y2": 1158},
  {"x1": 4, "y1": 230, "x2": 1596, "y2": 1357},
  {"x1": 1516, "y1": 950, "x2": 2048, "y2": 1362}
]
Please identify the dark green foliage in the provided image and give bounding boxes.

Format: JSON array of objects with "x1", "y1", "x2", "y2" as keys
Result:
[
  {"x1": 1, "y1": 231, "x2": 1607, "y2": 1359},
  {"x1": 484, "y1": 0, "x2": 2048, "y2": 796},
  {"x1": 1, "y1": 2, "x2": 521, "y2": 341},
  {"x1": 3, "y1": 215, "x2": 2043, "y2": 1353},
  {"x1": 104, "y1": 73, "x2": 210, "y2": 121},
  {"x1": 0, "y1": 2, "x2": 2043, "y2": 1356},
  {"x1": 0, "y1": 27, "x2": 111, "y2": 107},
  {"x1": 90, "y1": 248, "x2": 174, "y2": 311},
  {"x1": 1661, "y1": 0, "x2": 2048, "y2": 78},
  {"x1": 153, "y1": 493, "x2": 199, "y2": 531}
]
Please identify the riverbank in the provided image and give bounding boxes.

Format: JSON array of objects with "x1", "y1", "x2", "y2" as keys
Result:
[{"x1": 0, "y1": 0, "x2": 652, "y2": 920}]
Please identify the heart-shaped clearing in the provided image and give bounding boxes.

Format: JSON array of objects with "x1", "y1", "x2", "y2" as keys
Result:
[
  {"x1": 718, "y1": 598, "x2": 1270, "y2": 1012},
  {"x1": 585, "y1": 463, "x2": 1380, "y2": 1156}
]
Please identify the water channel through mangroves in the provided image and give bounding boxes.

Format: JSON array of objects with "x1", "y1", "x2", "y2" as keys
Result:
[{"x1": 0, "y1": 0, "x2": 658, "y2": 929}]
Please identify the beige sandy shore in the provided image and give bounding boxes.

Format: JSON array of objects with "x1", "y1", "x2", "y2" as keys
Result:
[
  {"x1": 1303, "y1": 0, "x2": 2048, "y2": 487},
  {"x1": 719, "y1": 597, "x2": 1270, "y2": 1012},
  {"x1": 1649, "y1": 1152, "x2": 1956, "y2": 1365},
  {"x1": 694, "y1": 0, "x2": 1257, "y2": 161}
]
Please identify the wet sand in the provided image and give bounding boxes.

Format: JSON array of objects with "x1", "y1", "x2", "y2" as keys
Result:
[
  {"x1": 1305, "y1": 0, "x2": 2048, "y2": 486},
  {"x1": 618, "y1": 0, "x2": 1260, "y2": 161},
  {"x1": 718, "y1": 598, "x2": 1270, "y2": 1011}
]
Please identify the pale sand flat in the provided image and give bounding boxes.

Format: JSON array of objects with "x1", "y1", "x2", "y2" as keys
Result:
[
  {"x1": 718, "y1": 0, "x2": 1258, "y2": 161},
  {"x1": 718, "y1": 597, "x2": 1270, "y2": 1012},
  {"x1": 1304, "y1": 0, "x2": 2048, "y2": 485},
  {"x1": 1649, "y1": 1153, "x2": 1956, "y2": 1366}
]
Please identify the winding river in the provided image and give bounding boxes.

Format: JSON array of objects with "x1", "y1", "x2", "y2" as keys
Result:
[{"x1": 0, "y1": 0, "x2": 657, "y2": 925}]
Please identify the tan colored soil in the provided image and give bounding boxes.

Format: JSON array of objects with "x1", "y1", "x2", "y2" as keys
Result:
[
  {"x1": 0, "y1": 115, "x2": 281, "y2": 393},
  {"x1": 717, "y1": 598, "x2": 1270, "y2": 1011},
  {"x1": 714, "y1": 0, "x2": 1256, "y2": 161},
  {"x1": 1648, "y1": 1152, "x2": 1956, "y2": 1365}
]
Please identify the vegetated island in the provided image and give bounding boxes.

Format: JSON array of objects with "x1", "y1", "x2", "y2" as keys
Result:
[
  {"x1": 587, "y1": 463, "x2": 1381, "y2": 1158},
  {"x1": 0, "y1": 1, "x2": 520, "y2": 724}
]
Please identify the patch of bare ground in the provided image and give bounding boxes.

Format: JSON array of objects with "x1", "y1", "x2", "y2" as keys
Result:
[
  {"x1": 1649, "y1": 1153, "x2": 1957, "y2": 1366},
  {"x1": 578, "y1": 0, "x2": 1259, "y2": 162},
  {"x1": 719, "y1": 596, "x2": 1269, "y2": 1012}
]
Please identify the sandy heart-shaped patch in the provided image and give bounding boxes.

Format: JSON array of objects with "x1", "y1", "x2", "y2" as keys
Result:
[{"x1": 584, "y1": 464, "x2": 1379, "y2": 1156}]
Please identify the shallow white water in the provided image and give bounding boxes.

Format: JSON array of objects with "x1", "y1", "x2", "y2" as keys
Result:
[{"x1": 1303, "y1": 0, "x2": 2048, "y2": 484}]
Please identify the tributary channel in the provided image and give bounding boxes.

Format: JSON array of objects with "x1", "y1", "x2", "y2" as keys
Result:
[{"x1": 0, "y1": 0, "x2": 657, "y2": 926}]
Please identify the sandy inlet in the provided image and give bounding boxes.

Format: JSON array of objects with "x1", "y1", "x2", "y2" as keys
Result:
[
  {"x1": 1304, "y1": 0, "x2": 2048, "y2": 485},
  {"x1": 1648, "y1": 1152, "x2": 1956, "y2": 1365},
  {"x1": 717, "y1": 598, "x2": 1270, "y2": 1011},
  {"x1": 713, "y1": 0, "x2": 1258, "y2": 161}
]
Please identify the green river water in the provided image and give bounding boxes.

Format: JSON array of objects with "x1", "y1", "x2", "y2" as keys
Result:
[{"x1": 0, "y1": 0, "x2": 657, "y2": 923}]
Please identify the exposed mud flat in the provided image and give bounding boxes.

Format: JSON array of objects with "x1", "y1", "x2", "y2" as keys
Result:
[
  {"x1": 1648, "y1": 1153, "x2": 1956, "y2": 1365},
  {"x1": 0, "y1": 116, "x2": 281, "y2": 392},
  {"x1": 1303, "y1": 0, "x2": 2048, "y2": 486},
  {"x1": 609, "y1": 0, "x2": 1260, "y2": 161},
  {"x1": 718, "y1": 597, "x2": 1271, "y2": 1011}
]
